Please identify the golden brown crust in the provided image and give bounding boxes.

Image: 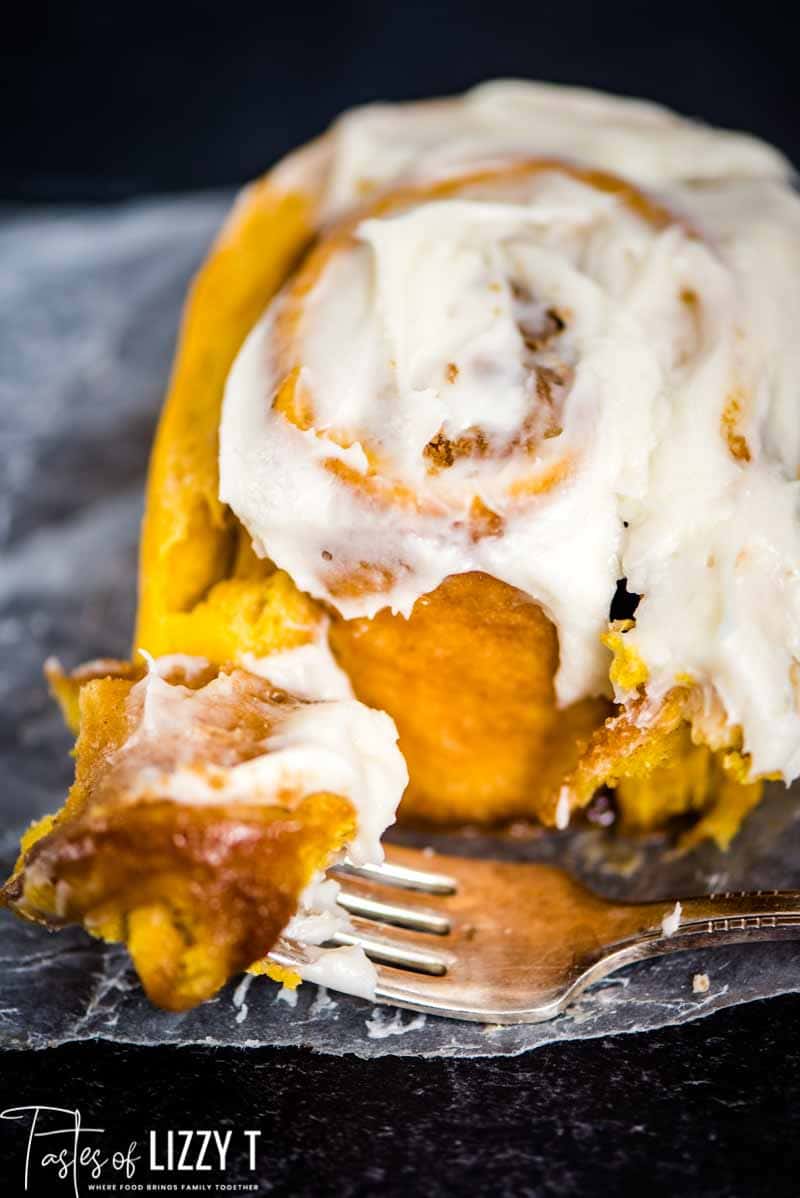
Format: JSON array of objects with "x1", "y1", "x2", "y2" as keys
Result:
[
  {"x1": 12, "y1": 792, "x2": 352, "y2": 1011},
  {"x1": 135, "y1": 177, "x2": 321, "y2": 663}
]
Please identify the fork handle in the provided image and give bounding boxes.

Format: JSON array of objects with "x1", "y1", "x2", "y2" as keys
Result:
[
  {"x1": 679, "y1": 889, "x2": 800, "y2": 922},
  {"x1": 660, "y1": 890, "x2": 800, "y2": 944},
  {"x1": 603, "y1": 889, "x2": 800, "y2": 971}
]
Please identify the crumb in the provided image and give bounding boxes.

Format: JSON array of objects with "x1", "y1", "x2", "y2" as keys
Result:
[
  {"x1": 692, "y1": 972, "x2": 710, "y2": 994},
  {"x1": 661, "y1": 901, "x2": 682, "y2": 937},
  {"x1": 446, "y1": 362, "x2": 459, "y2": 383}
]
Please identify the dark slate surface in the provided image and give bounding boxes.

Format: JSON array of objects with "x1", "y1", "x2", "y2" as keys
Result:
[{"x1": 3, "y1": 995, "x2": 800, "y2": 1196}]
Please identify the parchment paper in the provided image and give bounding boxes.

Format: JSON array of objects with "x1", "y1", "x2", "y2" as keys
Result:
[{"x1": 1, "y1": 195, "x2": 799, "y2": 1058}]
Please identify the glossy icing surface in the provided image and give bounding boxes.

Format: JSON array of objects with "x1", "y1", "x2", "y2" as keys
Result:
[{"x1": 220, "y1": 82, "x2": 800, "y2": 781}]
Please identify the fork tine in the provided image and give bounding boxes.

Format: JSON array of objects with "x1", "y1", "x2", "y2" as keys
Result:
[
  {"x1": 333, "y1": 852, "x2": 457, "y2": 895},
  {"x1": 334, "y1": 884, "x2": 451, "y2": 935},
  {"x1": 271, "y1": 919, "x2": 455, "y2": 977},
  {"x1": 270, "y1": 941, "x2": 477, "y2": 1020},
  {"x1": 330, "y1": 918, "x2": 455, "y2": 975}
]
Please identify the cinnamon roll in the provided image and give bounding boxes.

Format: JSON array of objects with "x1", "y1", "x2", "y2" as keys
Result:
[
  {"x1": 5, "y1": 82, "x2": 800, "y2": 1009},
  {"x1": 3, "y1": 653, "x2": 404, "y2": 1010}
]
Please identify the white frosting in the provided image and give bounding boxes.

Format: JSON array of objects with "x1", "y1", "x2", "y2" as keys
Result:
[
  {"x1": 285, "y1": 943, "x2": 378, "y2": 1002},
  {"x1": 283, "y1": 873, "x2": 349, "y2": 945},
  {"x1": 123, "y1": 652, "x2": 407, "y2": 865},
  {"x1": 289, "y1": 81, "x2": 788, "y2": 223},
  {"x1": 555, "y1": 788, "x2": 571, "y2": 831},
  {"x1": 239, "y1": 620, "x2": 352, "y2": 700},
  {"x1": 219, "y1": 81, "x2": 800, "y2": 782},
  {"x1": 279, "y1": 872, "x2": 379, "y2": 1000},
  {"x1": 661, "y1": 901, "x2": 683, "y2": 938}
]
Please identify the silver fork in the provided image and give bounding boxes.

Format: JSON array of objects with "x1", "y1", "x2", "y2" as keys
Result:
[{"x1": 269, "y1": 844, "x2": 800, "y2": 1023}]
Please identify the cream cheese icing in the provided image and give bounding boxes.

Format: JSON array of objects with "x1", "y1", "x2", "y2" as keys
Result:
[
  {"x1": 239, "y1": 619, "x2": 353, "y2": 700},
  {"x1": 125, "y1": 650, "x2": 407, "y2": 865},
  {"x1": 270, "y1": 81, "x2": 789, "y2": 224},
  {"x1": 278, "y1": 873, "x2": 380, "y2": 1000},
  {"x1": 219, "y1": 81, "x2": 800, "y2": 783}
]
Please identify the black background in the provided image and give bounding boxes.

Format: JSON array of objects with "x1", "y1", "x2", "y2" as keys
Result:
[
  {"x1": 2, "y1": 3, "x2": 800, "y2": 1194},
  {"x1": 4, "y1": 0, "x2": 799, "y2": 203}
]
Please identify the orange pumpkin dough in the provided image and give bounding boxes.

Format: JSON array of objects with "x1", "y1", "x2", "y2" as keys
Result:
[{"x1": 329, "y1": 572, "x2": 609, "y2": 824}]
